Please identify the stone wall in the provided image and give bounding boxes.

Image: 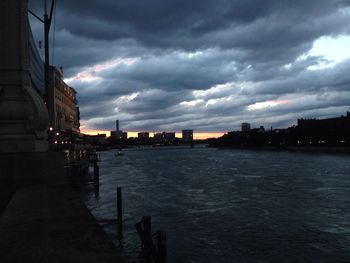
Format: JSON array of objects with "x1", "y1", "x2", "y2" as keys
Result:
[{"x1": 0, "y1": 0, "x2": 49, "y2": 153}]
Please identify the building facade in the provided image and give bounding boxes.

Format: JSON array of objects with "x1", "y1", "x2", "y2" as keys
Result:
[
  {"x1": 182, "y1": 130, "x2": 194, "y2": 142},
  {"x1": 110, "y1": 119, "x2": 127, "y2": 140},
  {"x1": 154, "y1": 132, "x2": 176, "y2": 143},
  {"x1": 138, "y1": 132, "x2": 150, "y2": 141},
  {"x1": 241, "y1": 122, "x2": 251, "y2": 132},
  {"x1": 110, "y1": 131, "x2": 124, "y2": 139},
  {"x1": 296, "y1": 112, "x2": 350, "y2": 144},
  {"x1": 50, "y1": 66, "x2": 80, "y2": 133}
]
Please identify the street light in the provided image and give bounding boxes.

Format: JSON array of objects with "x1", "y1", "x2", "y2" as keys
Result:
[{"x1": 28, "y1": 0, "x2": 56, "y2": 132}]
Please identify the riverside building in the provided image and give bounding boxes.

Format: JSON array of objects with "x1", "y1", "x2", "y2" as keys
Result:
[
  {"x1": 138, "y1": 132, "x2": 150, "y2": 141},
  {"x1": 49, "y1": 66, "x2": 80, "y2": 133},
  {"x1": 154, "y1": 132, "x2": 176, "y2": 143},
  {"x1": 110, "y1": 120, "x2": 127, "y2": 140},
  {"x1": 241, "y1": 122, "x2": 251, "y2": 132},
  {"x1": 182, "y1": 130, "x2": 194, "y2": 142}
]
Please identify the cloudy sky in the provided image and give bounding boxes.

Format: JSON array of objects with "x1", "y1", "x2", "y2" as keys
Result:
[{"x1": 28, "y1": 0, "x2": 350, "y2": 137}]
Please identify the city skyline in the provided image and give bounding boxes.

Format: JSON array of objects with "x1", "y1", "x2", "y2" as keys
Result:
[
  {"x1": 28, "y1": 0, "x2": 350, "y2": 136},
  {"x1": 82, "y1": 129, "x2": 224, "y2": 140}
]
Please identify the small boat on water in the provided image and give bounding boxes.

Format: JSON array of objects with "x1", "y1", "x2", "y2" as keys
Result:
[{"x1": 114, "y1": 150, "x2": 124, "y2": 156}]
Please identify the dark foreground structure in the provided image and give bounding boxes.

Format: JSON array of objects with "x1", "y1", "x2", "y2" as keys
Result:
[
  {"x1": 0, "y1": 153, "x2": 127, "y2": 263},
  {"x1": 0, "y1": 1, "x2": 127, "y2": 261},
  {"x1": 0, "y1": 152, "x2": 128, "y2": 263}
]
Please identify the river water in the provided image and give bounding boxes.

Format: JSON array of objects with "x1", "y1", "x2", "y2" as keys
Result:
[{"x1": 78, "y1": 147, "x2": 350, "y2": 262}]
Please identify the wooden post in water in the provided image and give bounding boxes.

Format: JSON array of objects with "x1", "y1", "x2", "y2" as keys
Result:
[
  {"x1": 93, "y1": 160, "x2": 99, "y2": 182},
  {"x1": 142, "y1": 216, "x2": 152, "y2": 263},
  {"x1": 142, "y1": 216, "x2": 151, "y2": 246},
  {"x1": 156, "y1": 231, "x2": 167, "y2": 263},
  {"x1": 117, "y1": 187, "x2": 123, "y2": 237}
]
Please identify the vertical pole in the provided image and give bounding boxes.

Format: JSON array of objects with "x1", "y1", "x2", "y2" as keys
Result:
[
  {"x1": 142, "y1": 216, "x2": 152, "y2": 263},
  {"x1": 44, "y1": 0, "x2": 55, "y2": 134},
  {"x1": 142, "y1": 216, "x2": 151, "y2": 246},
  {"x1": 156, "y1": 231, "x2": 167, "y2": 263},
  {"x1": 93, "y1": 160, "x2": 99, "y2": 182},
  {"x1": 117, "y1": 187, "x2": 123, "y2": 237},
  {"x1": 44, "y1": 13, "x2": 51, "y2": 124}
]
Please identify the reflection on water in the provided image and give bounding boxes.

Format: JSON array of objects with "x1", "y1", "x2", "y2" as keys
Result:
[{"x1": 77, "y1": 147, "x2": 350, "y2": 262}]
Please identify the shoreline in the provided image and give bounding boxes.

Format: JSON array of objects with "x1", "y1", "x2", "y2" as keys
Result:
[{"x1": 209, "y1": 145, "x2": 350, "y2": 155}]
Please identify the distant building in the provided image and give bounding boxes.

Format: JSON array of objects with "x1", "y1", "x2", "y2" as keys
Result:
[
  {"x1": 82, "y1": 134, "x2": 107, "y2": 147},
  {"x1": 241, "y1": 122, "x2": 251, "y2": 132},
  {"x1": 296, "y1": 112, "x2": 350, "y2": 144},
  {"x1": 258, "y1": 126, "x2": 265, "y2": 132},
  {"x1": 50, "y1": 66, "x2": 80, "y2": 133},
  {"x1": 164, "y1": 132, "x2": 175, "y2": 142},
  {"x1": 110, "y1": 119, "x2": 127, "y2": 140},
  {"x1": 212, "y1": 112, "x2": 350, "y2": 148},
  {"x1": 182, "y1": 130, "x2": 193, "y2": 142},
  {"x1": 153, "y1": 133, "x2": 163, "y2": 142},
  {"x1": 138, "y1": 132, "x2": 150, "y2": 141},
  {"x1": 110, "y1": 130, "x2": 124, "y2": 139},
  {"x1": 154, "y1": 132, "x2": 175, "y2": 143},
  {"x1": 297, "y1": 112, "x2": 350, "y2": 130},
  {"x1": 122, "y1": 132, "x2": 128, "y2": 140}
]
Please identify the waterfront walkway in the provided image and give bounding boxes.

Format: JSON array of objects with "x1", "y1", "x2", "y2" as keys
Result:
[{"x1": 0, "y1": 152, "x2": 128, "y2": 263}]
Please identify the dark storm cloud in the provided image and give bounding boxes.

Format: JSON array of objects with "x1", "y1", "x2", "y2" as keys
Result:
[
  {"x1": 247, "y1": 59, "x2": 350, "y2": 96},
  {"x1": 116, "y1": 89, "x2": 193, "y2": 113},
  {"x1": 28, "y1": 0, "x2": 350, "y2": 132},
  {"x1": 29, "y1": 0, "x2": 350, "y2": 69},
  {"x1": 99, "y1": 49, "x2": 240, "y2": 91},
  {"x1": 47, "y1": 0, "x2": 348, "y2": 44}
]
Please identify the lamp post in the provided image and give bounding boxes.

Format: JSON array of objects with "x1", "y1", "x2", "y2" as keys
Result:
[
  {"x1": 28, "y1": 0, "x2": 56, "y2": 149},
  {"x1": 44, "y1": 0, "x2": 56, "y2": 130}
]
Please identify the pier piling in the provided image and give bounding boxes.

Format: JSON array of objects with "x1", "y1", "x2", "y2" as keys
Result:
[
  {"x1": 142, "y1": 216, "x2": 151, "y2": 247},
  {"x1": 135, "y1": 216, "x2": 167, "y2": 263},
  {"x1": 156, "y1": 230, "x2": 167, "y2": 263},
  {"x1": 143, "y1": 216, "x2": 152, "y2": 263},
  {"x1": 117, "y1": 187, "x2": 123, "y2": 237},
  {"x1": 93, "y1": 161, "x2": 99, "y2": 182}
]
